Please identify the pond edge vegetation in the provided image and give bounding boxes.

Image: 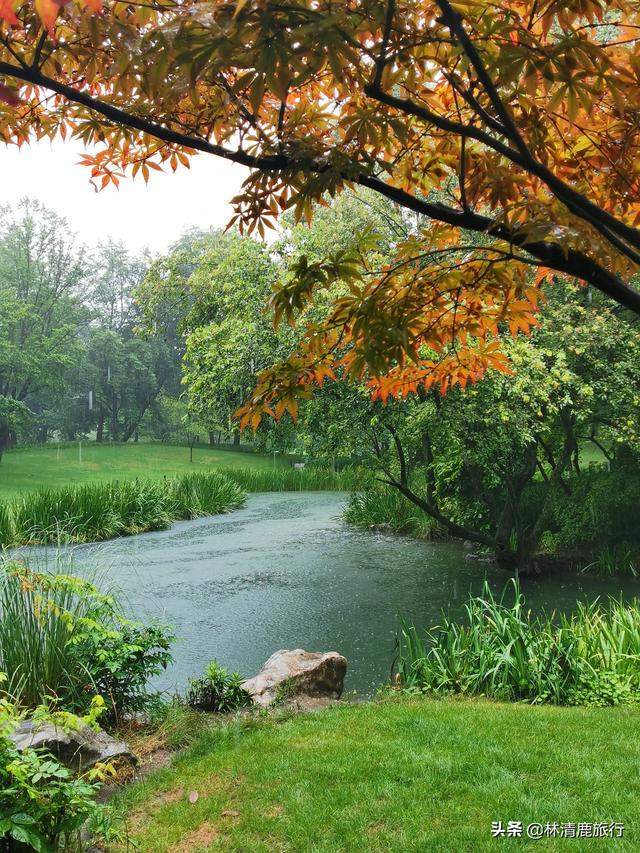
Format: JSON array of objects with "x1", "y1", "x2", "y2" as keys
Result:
[{"x1": 0, "y1": 466, "x2": 361, "y2": 548}]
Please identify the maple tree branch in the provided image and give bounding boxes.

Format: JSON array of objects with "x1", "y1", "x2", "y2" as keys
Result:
[
  {"x1": 364, "y1": 83, "x2": 640, "y2": 268},
  {"x1": 1, "y1": 60, "x2": 639, "y2": 314},
  {"x1": 372, "y1": 0, "x2": 395, "y2": 89},
  {"x1": 356, "y1": 175, "x2": 640, "y2": 314},
  {"x1": 0, "y1": 61, "x2": 289, "y2": 172},
  {"x1": 434, "y1": 0, "x2": 640, "y2": 255}
]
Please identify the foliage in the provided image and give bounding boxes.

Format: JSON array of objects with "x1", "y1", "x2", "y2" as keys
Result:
[
  {"x1": 0, "y1": 681, "x2": 124, "y2": 852},
  {"x1": 359, "y1": 283, "x2": 640, "y2": 567},
  {"x1": 344, "y1": 481, "x2": 437, "y2": 538},
  {"x1": 542, "y1": 467, "x2": 640, "y2": 554},
  {"x1": 0, "y1": 200, "x2": 88, "y2": 450},
  {"x1": 396, "y1": 582, "x2": 640, "y2": 706},
  {"x1": 224, "y1": 465, "x2": 363, "y2": 493},
  {"x1": 186, "y1": 661, "x2": 251, "y2": 714},
  {"x1": 140, "y1": 229, "x2": 292, "y2": 447},
  {"x1": 0, "y1": 561, "x2": 173, "y2": 720},
  {"x1": 3, "y1": 2, "x2": 640, "y2": 422},
  {"x1": 113, "y1": 697, "x2": 640, "y2": 851},
  {"x1": 0, "y1": 469, "x2": 245, "y2": 546}
]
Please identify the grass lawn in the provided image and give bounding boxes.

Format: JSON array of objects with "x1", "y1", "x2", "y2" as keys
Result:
[
  {"x1": 0, "y1": 443, "x2": 287, "y2": 499},
  {"x1": 116, "y1": 697, "x2": 640, "y2": 852}
]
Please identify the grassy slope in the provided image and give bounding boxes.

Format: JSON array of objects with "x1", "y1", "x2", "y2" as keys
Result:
[
  {"x1": 118, "y1": 697, "x2": 640, "y2": 852},
  {"x1": 0, "y1": 444, "x2": 286, "y2": 499}
]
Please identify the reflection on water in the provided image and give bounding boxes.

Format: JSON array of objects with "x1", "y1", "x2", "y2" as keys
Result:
[{"x1": 21, "y1": 492, "x2": 640, "y2": 695}]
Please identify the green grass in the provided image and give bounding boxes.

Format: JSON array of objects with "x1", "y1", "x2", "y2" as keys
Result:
[
  {"x1": 0, "y1": 443, "x2": 289, "y2": 499},
  {"x1": 115, "y1": 697, "x2": 640, "y2": 851},
  {"x1": 0, "y1": 471, "x2": 245, "y2": 547}
]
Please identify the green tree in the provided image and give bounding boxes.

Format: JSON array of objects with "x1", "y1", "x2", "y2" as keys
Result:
[
  {"x1": 141, "y1": 231, "x2": 284, "y2": 445},
  {"x1": 372, "y1": 283, "x2": 640, "y2": 568},
  {"x1": 0, "y1": 199, "x2": 88, "y2": 452}
]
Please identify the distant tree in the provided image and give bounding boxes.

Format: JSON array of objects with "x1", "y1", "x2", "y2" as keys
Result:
[
  {"x1": 3, "y1": 1, "x2": 640, "y2": 424},
  {"x1": 141, "y1": 231, "x2": 283, "y2": 444},
  {"x1": 0, "y1": 199, "x2": 88, "y2": 448}
]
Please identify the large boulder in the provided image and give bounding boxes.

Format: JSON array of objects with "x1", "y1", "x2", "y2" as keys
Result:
[
  {"x1": 9, "y1": 720, "x2": 135, "y2": 772},
  {"x1": 242, "y1": 648, "x2": 347, "y2": 708}
]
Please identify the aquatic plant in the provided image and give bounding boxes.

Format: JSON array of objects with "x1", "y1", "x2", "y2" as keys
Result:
[
  {"x1": 223, "y1": 465, "x2": 364, "y2": 493},
  {"x1": 344, "y1": 481, "x2": 438, "y2": 538},
  {"x1": 581, "y1": 544, "x2": 639, "y2": 578},
  {"x1": 0, "y1": 470, "x2": 245, "y2": 547},
  {"x1": 396, "y1": 581, "x2": 640, "y2": 706}
]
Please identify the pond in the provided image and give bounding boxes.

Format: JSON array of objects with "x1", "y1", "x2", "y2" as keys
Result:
[{"x1": 24, "y1": 492, "x2": 640, "y2": 695}]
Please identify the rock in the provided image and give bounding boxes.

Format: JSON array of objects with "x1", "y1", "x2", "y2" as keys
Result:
[
  {"x1": 9, "y1": 719, "x2": 136, "y2": 772},
  {"x1": 242, "y1": 649, "x2": 347, "y2": 708}
]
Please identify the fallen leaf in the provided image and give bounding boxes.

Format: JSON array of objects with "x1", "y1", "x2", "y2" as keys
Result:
[
  {"x1": 221, "y1": 809, "x2": 240, "y2": 817},
  {"x1": 188, "y1": 791, "x2": 199, "y2": 804}
]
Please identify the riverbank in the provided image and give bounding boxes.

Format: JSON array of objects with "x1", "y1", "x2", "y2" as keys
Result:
[
  {"x1": 0, "y1": 443, "x2": 289, "y2": 499},
  {"x1": 114, "y1": 695, "x2": 640, "y2": 851},
  {"x1": 21, "y1": 492, "x2": 640, "y2": 697},
  {"x1": 0, "y1": 467, "x2": 360, "y2": 548}
]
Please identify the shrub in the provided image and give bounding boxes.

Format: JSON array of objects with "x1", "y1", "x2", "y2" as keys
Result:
[
  {"x1": 0, "y1": 561, "x2": 174, "y2": 720},
  {"x1": 0, "y1": 683, "x2": 124, "y2": 851},
  {"x1": 396, "y1": 581, "x2": 640, "y2": 706},
  {"x1": 186, "y1": 661, "x2": 251, "y2": 713},
  {"x1": 539, "y1": 467, "x2": 640, "y2": 552}
]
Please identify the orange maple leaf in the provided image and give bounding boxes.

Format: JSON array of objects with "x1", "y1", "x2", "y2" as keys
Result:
[{"x1": 0, "y1": 0, "x2": 18, "y2": 25}]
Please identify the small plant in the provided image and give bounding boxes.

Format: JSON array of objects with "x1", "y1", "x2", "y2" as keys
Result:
[
  {"x1": 0, "y1": 679, "x2": 124, "y2": 851},
  {"x1": 187, "y1": 661, "x2": 251, "y2": 713},
  {"x1": 0, "y1": 560, "x2": 174, "y2": 720}
]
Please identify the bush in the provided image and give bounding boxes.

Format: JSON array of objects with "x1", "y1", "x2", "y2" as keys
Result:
[
  {"x1": 396, "y1": 581, "x2": 640, "y2": 706},
  {"x1": 0, "y1": 683, "x2": 123, "y2": 851},
  {"x1": 535, "y1": 467, "x2": 640, "y2": 553},
  {"x1": 186, "y1": 661, "x2": 251, "y2": 713},
  {"x1": 0, "y1": 561, "x2": 174, "y2": 721}
]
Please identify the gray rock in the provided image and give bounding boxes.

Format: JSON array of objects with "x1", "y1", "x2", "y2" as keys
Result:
[
  {"x1": 9, "y1": 720, "x2": 136, "y2": 772},
  {"x1": 242, "y1": 648, "x2": 347, "y2": 707}
]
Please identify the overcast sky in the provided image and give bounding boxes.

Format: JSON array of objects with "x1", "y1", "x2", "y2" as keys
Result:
[{"x1": 0, "y1": 138, "x2": 248, "y2": 255}]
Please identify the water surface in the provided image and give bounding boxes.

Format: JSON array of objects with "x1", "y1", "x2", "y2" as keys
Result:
[{"x1": 25, "y1": 492, "x2": 640, "y2": 694}]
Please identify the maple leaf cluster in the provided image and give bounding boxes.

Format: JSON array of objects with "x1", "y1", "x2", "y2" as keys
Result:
[{"x1": 1, "y1": 0, "x2": 640, "y2": 424}]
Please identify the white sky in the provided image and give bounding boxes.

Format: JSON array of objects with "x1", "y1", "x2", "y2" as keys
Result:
[{"x1": 0, "y1": 138, "x2": 248, "y2": 254}]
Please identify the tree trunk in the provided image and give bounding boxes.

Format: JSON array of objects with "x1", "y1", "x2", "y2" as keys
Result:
[{"x1": 96, "y1": 407, "x2": 104, "y2": 442}]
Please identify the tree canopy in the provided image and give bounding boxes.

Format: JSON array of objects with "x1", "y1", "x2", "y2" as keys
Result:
[{"x1": 2, "y1": 0, "x2": 640, "y2": 421}]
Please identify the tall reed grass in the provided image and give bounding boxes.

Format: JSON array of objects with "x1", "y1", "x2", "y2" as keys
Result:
[
  {"x1": 224, "y1": 465, "x2": 365, "y2": 493},
  {"x1": 0, "y1": 560, "x2": 111, "y2": 707},
  {"x1": 344, "y1": 482, "x2": 438, "y2": 538},
  {"x1": 397, "y1": 581, "x2": 640, "y2": 706},
  {"x1": 0, "y1": 471, "x2": 245, "y2": 547}
]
